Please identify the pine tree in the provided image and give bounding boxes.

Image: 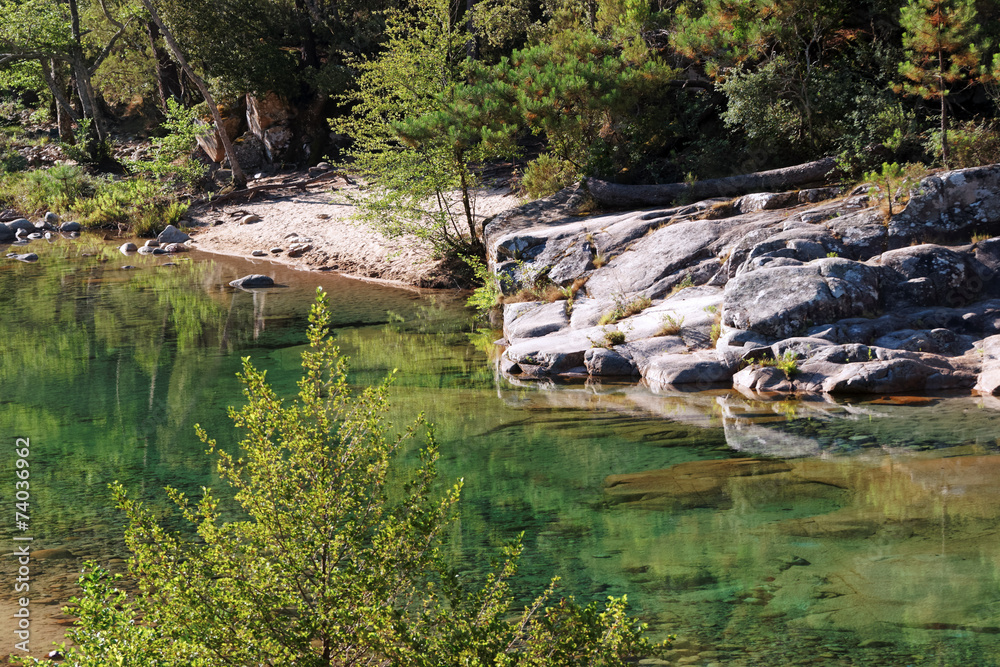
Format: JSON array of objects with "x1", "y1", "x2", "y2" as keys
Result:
[{"x1": 897, "y1": 0, "x2": 983, "y2": 167}]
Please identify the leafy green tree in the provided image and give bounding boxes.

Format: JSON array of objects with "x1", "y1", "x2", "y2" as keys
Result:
[
  {"x1": 340, "y1": 0, "x2": 514, "y2": 254},
  {"x1": 37, "y1": 290, "x2": 662, "y2": 666},
  {"x1": 896, "y1": 0, "x2": 985, "y2": 167},
  {"x1": 670, "y1": 0, "x2": 858, "y2": 158}
]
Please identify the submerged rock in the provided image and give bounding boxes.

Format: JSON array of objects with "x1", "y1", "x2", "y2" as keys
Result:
[{"x1": 229, "y1": 274, "x2": 275, "y2": 288}]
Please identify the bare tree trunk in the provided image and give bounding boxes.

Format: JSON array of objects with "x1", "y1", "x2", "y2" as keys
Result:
[
  {"x1": 140, "y1": 0, "x2": 247, "y2": 188},
  {"x1": 585, "y1": 157, "x2": 838, "y2": 209}
]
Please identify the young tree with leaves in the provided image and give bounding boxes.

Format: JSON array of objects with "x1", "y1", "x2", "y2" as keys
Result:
[{"x1": 896, "y1": 0, "x2": 984, "y2": 167}]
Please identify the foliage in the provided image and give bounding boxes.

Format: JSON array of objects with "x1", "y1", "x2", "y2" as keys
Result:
[
  {"x1": 925, "y1": 118, "x2": 1000, "y2": 168},
  {"x1": 0, "y1": 166, "x2": 186, "y2": 235},
  {"x1": 466, "y1": 254, "x2": 507, "y2": 312},
  {"x1": 0, "y1": 163, "x2": 93, "y2": 213},
  {"x1": 340, "y1": 0, "x2": 511, "y2": 253},
  {"x1": 37, "y1": 290, "x2": 662, "y2": 666},
  {"x1": 599, "y1": 294, "x2": 652, "y2": 325},
  {"x1": 72, "y1": 177, "x2": 188, "y2": 236},
  {"x1": 60, "y1": 118, "x2": 113, "y2": 165},
  {"x1": 760, "y1": 351, "x2": 800, "y2": 378},
  {"x1": 593, "y1": 326, "x2": 627, "y2": 348},
  {"x1": 864, "y1": 161, "x2": 924, "y2": 217},
  {"x1": 656, "y1": 312, "x2": 684, "y2": 337},
  {"x1": 134, "y1": 98, "x2": 209, "y2": 187},
  {"x1": 896, "y1": 0, "x2": 986, "y2": 167},
  {"x1": 490, "y1": 28, "x2": 678, "y2": 194}
]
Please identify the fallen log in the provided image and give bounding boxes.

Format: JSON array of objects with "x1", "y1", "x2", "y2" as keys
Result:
[
  {"x1": 585, "y1": 157, "x2": 839, "y2": 209},
  {"x1": 189, "y1": 171, "x2": 349, "y2": 209}
]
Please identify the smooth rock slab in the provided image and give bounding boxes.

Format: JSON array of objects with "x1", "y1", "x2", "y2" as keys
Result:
[{"x1": 229, "y1": 274, "x2": 275, "y2": 288}]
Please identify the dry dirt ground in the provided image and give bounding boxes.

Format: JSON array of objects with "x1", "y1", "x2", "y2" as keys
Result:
[{"x1": 185, "y1": 174, "x2": 524, "y2": 287}]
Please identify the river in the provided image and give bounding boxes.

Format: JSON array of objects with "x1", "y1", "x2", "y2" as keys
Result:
[{"x1": 3, "y1": 236, "x2": 1000, "y2": 665}]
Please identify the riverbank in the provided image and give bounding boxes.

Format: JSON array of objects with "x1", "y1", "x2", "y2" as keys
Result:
[
  {"x1": 488, "y1": 164, "x2": 1000, "y2": 398},
  {"x1": 183, "y1": 174, "x2": 524, "y2": 288}
]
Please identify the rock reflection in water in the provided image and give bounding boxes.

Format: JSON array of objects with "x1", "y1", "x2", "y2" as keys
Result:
[{"x1": 495, "y1": 379, "x2": 1000, "y2": 661}]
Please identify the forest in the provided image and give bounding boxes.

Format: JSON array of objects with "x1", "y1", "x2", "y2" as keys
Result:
[{"x1": 2, "y1": 0, "x2": 1000, "y2": 253}]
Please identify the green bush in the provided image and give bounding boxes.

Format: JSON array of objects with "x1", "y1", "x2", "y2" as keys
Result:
[
  {"x1": 73, "y1": 177, "x2": 187, "y2": 236},
  {"x1": 925, "y1": 119, "x2": 1000, "y2": 169},
  {"x1": 37, "y1": 291, "x2": 664, "y2": 666}
]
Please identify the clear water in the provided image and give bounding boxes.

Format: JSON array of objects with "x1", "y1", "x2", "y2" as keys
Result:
[{"x1": 4, "y1": 237, "x2": 1000, "y2": 665}]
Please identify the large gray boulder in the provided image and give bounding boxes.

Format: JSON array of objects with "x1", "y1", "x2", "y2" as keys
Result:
[
  {"x1": 0, "y1": 224, "x2": 14, "y2": 243},
  {"x1": 723, "y1": 258, "x2": 880, "y2": 338},
  {"x1": 7, "y1": 219, "x2": 33, "y2": 234},
  {"x1": 872, "y1": 244, "x2": 986, "y2": 308},
  {"x1": 157, "y1": 224, "x2": 191, "y2": 245}
]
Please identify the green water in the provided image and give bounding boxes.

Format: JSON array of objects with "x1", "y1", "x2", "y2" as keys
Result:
[{"x1": 4, "y1": 238, "x2": 1000, "y2": 665}]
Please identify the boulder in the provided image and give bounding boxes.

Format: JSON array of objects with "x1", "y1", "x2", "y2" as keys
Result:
[
  {"x1": 195, "y1": 114, "x2": 244, "y2": 163},
  {"x1": 157, "y1": 224, "x2": 191, "y2": 245},
  {"x1": 7, "y1": 219, "x2": 33, "y2": 234},
  {"x1": 119, "y1": 242, "x2": 137, "y2": 254},
  {"x1": 233, "y1": 133, "x2": 267, "y2": 170},
  {"x1": 43, "y1": 211, "x2": 59, "y2": 226},
  {"x1": 162, "y1": 243, "x2": 187, "y2": 253},
  {"x1": 229, "y1": 274, "x2": 275, "y2": 288},
  {"x1": 504, "y1": 301, "x2": 570, "y2": 341},
  {"x1": 644, "y1": 351, "x2": 738, "y2": 390},
  {"x1": 584, "y1": 347, "x2": 639, "y2": 376},
  {"x1": 732, "y1": 365, "x2": 796, "y2": 393},
  {"x1": 723, "y1": 258, "x2": 880, "y2": 338},
  {"x1": 144, "y1": 239, "x2": 160, "y2": 247},
  {"x1": 247, "y1": 92, "x2": 296, "y2": 162},
  {"x1": 59, "y1": 221, "x2": 81, "y2": 232},
  {"x1": 12, "y1": 252, "x2": 38, "y2": 262},
  {"x1": 974, "y1": 334, "x2": 1000, "y2": 395},
  {"x1": 0, "y1": 224, "x2": 14, "y2": 243},
  {"x1": 872, "y1": 244, "x2": 986, "y2": 308},
  {"x1": 501, "y1": 329, "x2": 596, "y2": 376}
]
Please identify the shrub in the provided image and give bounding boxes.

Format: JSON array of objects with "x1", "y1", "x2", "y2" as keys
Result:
[
  {"x1": 599, "y1": 294, "x2": 652, "y2": 325},
  {"x1": 925, "y1": 119, "x2": 1000, "y2": 169},
  {"x1": 39, "y1": 291, "x2": 664, "y2": 666},
  {"x1": 593, "y1": 326, "x2": 626, "y2": 348},
  {"x1": 760, "y1": 351, "x2": 800, "y2": 378},
  {"x1": 656, "y1": 312, "x2": 684, "y2": 337}
]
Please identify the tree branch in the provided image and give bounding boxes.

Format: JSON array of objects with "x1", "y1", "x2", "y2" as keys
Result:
[{"x1": 89, "y1": 15, "x2": 138, "y2": 74}]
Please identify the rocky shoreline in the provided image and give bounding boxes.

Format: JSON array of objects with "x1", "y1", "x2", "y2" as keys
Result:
[{"x1": 487, "y1": 164, "x2": 1000, "y2": 397}]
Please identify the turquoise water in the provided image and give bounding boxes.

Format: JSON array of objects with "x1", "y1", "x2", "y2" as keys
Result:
[{"x1": 4, "y1": 237, "x2": 1000, "y2": 665}]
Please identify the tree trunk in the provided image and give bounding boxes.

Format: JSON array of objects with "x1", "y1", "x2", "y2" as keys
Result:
[
  {"x1": 147, "y1": 21, "x2": 183, "y2": 113},
  {"x1": 585, "y1": 157, "x2": 839, "y2": 209},
  {"x1": 140, "y1": 0, "x2": 247, "y2": 188},
  {"x1": 940, "y1": 50, "x2": 949, "y2": 167},
  {"x1": 67, "y1": 0, "x2": 106, "y2": 143},
  {"x1": 40, "y1": 58, "x2": 78, "y2": 143}
]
